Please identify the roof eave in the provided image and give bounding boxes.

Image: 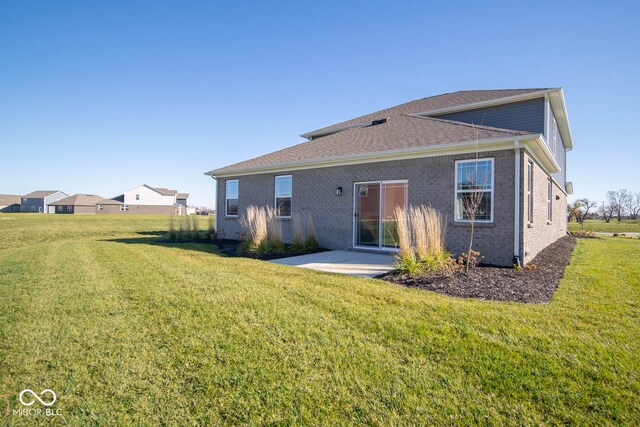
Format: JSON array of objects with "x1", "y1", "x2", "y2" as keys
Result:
[{"x1": 206, "y1": 134, "x2": 556, "y2": 178}]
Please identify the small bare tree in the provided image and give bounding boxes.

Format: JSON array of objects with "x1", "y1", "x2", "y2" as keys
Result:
[
  {"x1": 599, "y1": 202, "x2": 615, "y2": 223},
  {"x1": 576, "y1": 198, "x2": 597, "y2": 224},
  {"x1": 607, "y1": 189, "x2": 630, "y2": 222},
  {"x1": 625, "y1": 192, "x2": 640, "y2": 220}
]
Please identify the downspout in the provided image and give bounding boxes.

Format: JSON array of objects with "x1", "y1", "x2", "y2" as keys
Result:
[
  {"x1": 210, "y1": 175, "x2": 218, "y2": 234},
  {"x1": 513, "y1": 140, "x2": 521, "y2": 267}
]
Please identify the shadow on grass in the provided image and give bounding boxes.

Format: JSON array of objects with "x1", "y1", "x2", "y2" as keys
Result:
[{"x1": 100, "y1": 232, "x2": 226, "y2": 256}]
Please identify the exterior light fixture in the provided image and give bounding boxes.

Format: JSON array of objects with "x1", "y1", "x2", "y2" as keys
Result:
[{"x1": 336, "y1": 186, "x2": 343, "y2": 196}]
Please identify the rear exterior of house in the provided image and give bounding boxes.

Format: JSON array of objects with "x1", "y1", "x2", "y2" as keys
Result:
[
  {"x1": 207, "y1": 89, "x2": 573, "y2": 266},
  {"x1": 50, "y1": 194, "x2": 104, "y2": 214},
  {"x1": 20, "y1": 191, "x2": 69, "y2": 213}
]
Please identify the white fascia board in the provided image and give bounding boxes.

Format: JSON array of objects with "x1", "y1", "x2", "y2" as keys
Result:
[
  {"x1": 547, "y1": 88, "x2": 574, "y2": 150},
  {"x1": 208, "y1": 134, "x2": 561, "y2": 178},
  {"x1": 411, "y1": 90, "x2": 554, "y2": 117}
]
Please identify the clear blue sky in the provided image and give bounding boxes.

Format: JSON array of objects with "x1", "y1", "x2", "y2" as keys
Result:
[{"x1": 1, "y1": 1, "x2": 639, "y2": 207}]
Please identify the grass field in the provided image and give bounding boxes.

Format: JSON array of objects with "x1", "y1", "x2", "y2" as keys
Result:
[
  {"x1": 568, "y1": 218, "x2": 640, "y2": 233},
  {"x1": 1, "y1": 214, "x2": 639, "y2": 425}
]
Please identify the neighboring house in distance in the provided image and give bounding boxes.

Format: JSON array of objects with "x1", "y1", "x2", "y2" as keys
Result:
[
  {"x1": 0, "y1": 194, "x2": 21, "y2": 212},
  {"x1": 207, "y1": 88, "x2": 573, "y2": 266},
  {"x1": 49, "y1": 194, "x2": 104, "y2": 214},
  {"x1": 20, "y1": 190, "x2": 69, "y2": 213},
  {"x1": 96, "y1": 184, "x2": 190, "y2": 215}
]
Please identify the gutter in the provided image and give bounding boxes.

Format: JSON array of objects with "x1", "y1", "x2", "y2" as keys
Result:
[
  {"x1": 205, "y1": 133, "x2": 560, "y2": 178},
  {"x1": 513, "y1": 140, "x2": 521, "y2": 267}
]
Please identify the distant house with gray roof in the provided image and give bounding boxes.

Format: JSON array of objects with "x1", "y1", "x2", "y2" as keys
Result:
[
  {"x1": 97, "y1": 184, "x2": 191, "y2": 215},
  {"x1": 206, "y1": 88, "x2": 574, "y2": 266},
  {"x1": 20, "y1": 190, "x2": 69, "y2": 213},
  {"x1": 0, "y1": 194, "x2": 21, "y2": 212},
  {"x1": 49, "y1": 194, "x2": 104, "y2": 214}
]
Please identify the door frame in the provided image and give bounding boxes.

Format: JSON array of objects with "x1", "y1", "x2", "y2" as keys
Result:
[{"x1": 352, "y1": 179, "x2": 408, "y2": 252}]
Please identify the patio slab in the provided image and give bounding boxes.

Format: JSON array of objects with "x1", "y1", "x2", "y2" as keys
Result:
[{"x1": 269, "y1": 250, "x2": 396, "y2": 278}]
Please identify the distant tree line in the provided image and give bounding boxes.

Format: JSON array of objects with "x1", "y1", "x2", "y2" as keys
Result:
[{"x1": 568, "y1": 189, "x2": 640, "y2": 223}]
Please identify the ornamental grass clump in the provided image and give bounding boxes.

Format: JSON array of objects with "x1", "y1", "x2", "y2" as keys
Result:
[
  {"x1": 393, "y1": 205, "x2": 450, "y2": 275},
  {"x1": 240, "y1": 205, "x2": 284, "y2": 255}
]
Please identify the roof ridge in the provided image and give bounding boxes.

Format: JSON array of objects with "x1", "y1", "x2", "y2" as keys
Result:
[{"x1": 403, "y1": 114, "x2": 528, "y2": 135}]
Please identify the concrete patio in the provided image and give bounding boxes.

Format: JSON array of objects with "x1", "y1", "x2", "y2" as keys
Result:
[{"x1": 269, "y1": 250, "x2": 396, "y2": 278}]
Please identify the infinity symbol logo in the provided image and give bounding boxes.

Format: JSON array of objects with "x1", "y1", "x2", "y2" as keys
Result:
[{"x1": 19, "y1": 389, "x2": 57, "y2": 407}]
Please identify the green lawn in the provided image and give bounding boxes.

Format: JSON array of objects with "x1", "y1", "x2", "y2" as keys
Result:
[
  {"x1": 1, "y1": 214, "x2": 638, "y2": 425},
  {"x1": 569, "y1": 218, "x2": 640, "y2": 233}
]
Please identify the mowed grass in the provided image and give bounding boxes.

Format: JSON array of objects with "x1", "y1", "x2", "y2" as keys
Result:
[
  {"x1": 568, "y1": 218, "x2": 640, "y2": 233},
  {"x1": 0, "y1": 214, "x2": 638, "y2": 425}
]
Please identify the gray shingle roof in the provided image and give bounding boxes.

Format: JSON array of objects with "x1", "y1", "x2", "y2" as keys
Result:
[
  {"x1": 303, "y1": 89, "x2": 551, "y2": 138},
  {"x1": 49, "y1": 194, "x2": 104, "y2": 206},
  {"x1": 208, "y1": 89, "x2": 550, "y2": 175},
  {"x1": 211, "y1": 115, "x2": 527, "y2": 174},
  {"x1": 154, "y1": 187, "x2": 178, "y2": 195},
  {"x1": 0, "y1": 194, "x2": 21, "y2": 205},
  {"x1": 23, "y1": 190, "x2": 61, "y2": 198},
  {"x1": 176, "y1": 193, "x2": 189, "y2": 199}
]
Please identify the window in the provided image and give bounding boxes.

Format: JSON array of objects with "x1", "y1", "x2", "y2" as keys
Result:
[
  {"x1": 22, "y1": 198, "x2": 27, "y2": 203},
  {"x1": 547, "y1": 179, "x2": 553, "y2": 222},
  {"x1": 57, "y1": 206, "x2": 62, "y2": 212},
  {"x1": 274, "y1": 175, "x2": 292, "y2": 218},
  {"x1": 67, "y1": 206, "x2": 73, "y2": 212},
  {"x1": 30, "y1": 206, "x2": 36, "y2": 212},
  {"x1": 225, "y1": 180, "x2": 239, "y2": 217},
  {"x1": 120, "y1": 204, "x2": 129, "y2": 212},
  {"x1": 135, "y1": 194, "x2": 140, "y2": 201},
  {"x1": 527, "y1": 161, "x2": 533, "y2": 224},
  {"x1": 97, "y1": 204, "x2": 103, "y2": 211},
  {"x1": 454, "y1": 159, "x2": 493, "y2": 222}
]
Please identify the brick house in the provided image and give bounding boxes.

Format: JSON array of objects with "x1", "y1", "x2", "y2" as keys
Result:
[
  {"x1": 206, "y1": 89, "x2": 573, "y2": 266},
  {"x1": 49, "y1": 194, "x2": 104, "y2": 214}
]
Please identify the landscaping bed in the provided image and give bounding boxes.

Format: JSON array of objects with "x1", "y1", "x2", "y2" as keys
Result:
[
  {"x1": 209, "y1": 238, "x2": 327, "y2": 260},
  {"x1": 381, "y1": 236, "x2": 576, "y2": 303}
]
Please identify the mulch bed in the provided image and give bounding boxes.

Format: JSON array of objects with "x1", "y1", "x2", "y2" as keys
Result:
[
  {"x1": 205, "y1": 239, "x2": 328, "y2": 260},
  {"x1": 381, "y1": 236, "x2": 577, "y2": 303}
]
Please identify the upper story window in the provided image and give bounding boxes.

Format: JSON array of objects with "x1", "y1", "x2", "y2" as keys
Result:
[
  {"x1": 135, "y1": 194, "x2": 140, "y2": 201},
  {"x1": 454, "y1": 159, "x2": 493, "y2": 222},
  {"x1": 225, "y1": 180, "x2": 239, "y2": 217},
  {"x1": 274, "y1": 175, "x2": 292, "y2": 218},
  {"x1": 527, "y1": 161, "x2": 534, "y2": 224},
  {"x1": 22, "y1": 198, "x2": 27, "y2": 202}
]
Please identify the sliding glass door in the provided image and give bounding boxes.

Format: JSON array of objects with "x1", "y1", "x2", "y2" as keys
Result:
[{"x1": 354, "y1": 181, "x2": 407, "y2": 250}]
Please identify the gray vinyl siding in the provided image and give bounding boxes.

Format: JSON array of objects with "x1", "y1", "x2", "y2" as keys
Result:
[
  {"x1": 545, "y1": 103, "x2": 566, "y2": 188},
  {"x1": 433, "y1": 98, "x2": 545, "y2": 134},
  {"x1": 20, "y1": 198, "x2": 44, "y2": 213}
]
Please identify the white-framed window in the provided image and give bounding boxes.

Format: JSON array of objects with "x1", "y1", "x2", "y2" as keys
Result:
[
  {"x1": 120, "y1": 204, "x2": 129, "y2": 212},
  {"x1": 22, "y1": 198, "x2": 27, "y2": 203},
  {"x1": 454, "y1": 158, "x2": 494, "y2": 222},
  {"x1": 547, "y1": 179, "x2": 553, "y2": 223},
  {"x1": 56, "y1": 206, "x2": 62, "y2": 212},
  {"x1": 527, "y1": 160, "x2": 533, "y2": 224},
  {"x1": 66, "y1": 206, "x2": 73, "y2": 212},
  {"x1": 97, "y1": 204, "x2": 103, "y2": 211},
  {"x1": 225, "y1": 180, "x2": 239, "y2": 217},
  {"x1": 274, "y1": 175, "x2": 292, "y2": 218},
  {"x1": 135, "y1": 194, "x2": 140, "y2": 201}
]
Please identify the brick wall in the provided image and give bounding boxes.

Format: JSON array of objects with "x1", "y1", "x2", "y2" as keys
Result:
[
  {"x1": 521, "y1": 149, "x2": 568, "y2": 264},
  {"x1": 96, "y1": 204, "x2": 181, "y2": 215},
  {"x1": 217, "y1": 149, "x2": 517, "y2": 266}
]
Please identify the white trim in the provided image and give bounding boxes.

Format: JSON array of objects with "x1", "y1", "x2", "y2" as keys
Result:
[
  {"x1": 352, "y1": 180, "x2": 408, "y2": 251},
  {"x1": 207, "y1": 134, "x2": 559, "y2": 178},
  {"x1": 514, "y1": 140, "x2": 521, "y2": 258},
  {"x1": 453, "y1": 158, "x2": 495, "y2": 224},
  {"x1": 548, "y1": 88, "x2": 573, "y2": 150},
  {"x1": 224, "y1": 179, "x2": 239, "y2": 217},
  {"x1": 547, "y1": 178, "x2": 553, "y2": 223},
  {"x1": 274, "y1": 175, "x2": 292, "y2": 219},
  {"x1": 527, "y1": 160, "x2": 533, "y2": 224}
]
